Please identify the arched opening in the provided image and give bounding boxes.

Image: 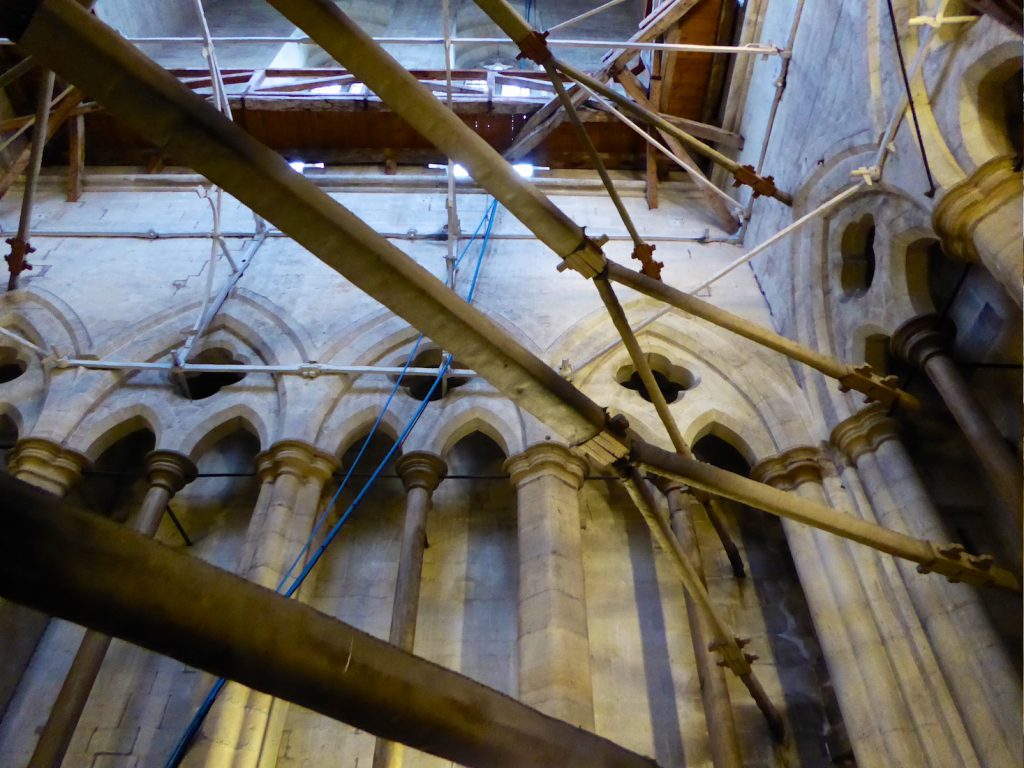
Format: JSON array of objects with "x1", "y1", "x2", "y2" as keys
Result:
[
  {"x1": 864, "y1": 333, "x2": 893, "y2": 376},
  {"x1": 616, "y1": 352, "x2": 697, "y2": 404},
  {"x1": 977, "y1": 58, "x2": 1023, "y2": 164},
  {"x1": 179, "y1": 427, "x2": 261, "y2": 561},
  {"x1": 692, "y1": 430, "x2": 847, "y2": 766},
  {"x1": 70, "y1": 427, "x2": 155, "y2": 519},
  {"x1": 397, "y1": 347, "x2": 470, "y2": 402},
  {"x1": 840, "y1": 214, "x2": 877, "y2": 297},
  {"x1": 692, "y1": 433, "x2": 750, "y2": 475},
  {"x1": 0, "y1": 412, "x2": 19, "y2": 470},
  {"x1": 313, "y1": 428, "x2": 403, "y2": 637},
  {"x1": 0, "y1": 347, "x2": 27, "y2": 384},
  {"x1": 431, "y1": 431, "x2": 516, "y2": 693},
  {"x1": 179, "y1": 347, "x2": 247, "y2": 401},
  {"x1": 927, "y1": 240, "x2": 969, "y2": 312},
  {"x1": 338, "y1": 428, "x2": 399, "y2": 497}
]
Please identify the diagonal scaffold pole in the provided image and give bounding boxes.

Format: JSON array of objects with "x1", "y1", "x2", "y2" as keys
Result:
[
  {"x1": 1, "y1": 0, "x2": 1017, "y2": 595},
  {"x1": 0, "y1": 474, "x2": 662, "y2": 768},
  {"x1": 256, "y1": 0, "x2": 913, "y2": 410},
  {"x1": 594, "y1": 276, "x2": 747, "y2": 573},
  {"x1": 544, "y1": 40, "x2": 750, "y2": 582},
  {"x1": 468, "y1": 0, "x2": 792, "y2": 206},
  {"x1": 620, "y1": 469, "x2": 785, "y2": 742}
]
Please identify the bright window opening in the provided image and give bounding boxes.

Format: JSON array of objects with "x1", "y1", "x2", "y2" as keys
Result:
[
  {"x1": 310, "y1": 84, "x2": 343, "y2": 95},
  {"x1": 500, "y1": 84, "x2": 532, "y2": 98}
]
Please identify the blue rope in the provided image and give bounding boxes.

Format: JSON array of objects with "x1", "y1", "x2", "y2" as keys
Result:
[{"x1": 165, "y1": 198, "x2": 499, "y2": 768}]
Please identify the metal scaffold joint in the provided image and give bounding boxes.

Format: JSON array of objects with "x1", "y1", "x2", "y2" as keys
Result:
[
  {"x1": 917, "y1": 542, "x2": 1015, "y2": 589},
  {"x1": 631, "y1": 242, "x2": 663, "y2": 281},
  {"x1": 837, "y1": 364, "x2": 921, "y2": 410},
  {"x1": 515, "y1": 29, "x2": 553, "y2": 65},
  {"x1": 732, "y1": 164, "x2": 790, "y2": 204}
]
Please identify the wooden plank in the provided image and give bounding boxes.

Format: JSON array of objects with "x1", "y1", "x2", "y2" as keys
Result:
[
  {"x1": 599, "y1": 0, "x2": 702, "y2": 77},
  {"x1": 658, "y1": 112, "x2": 743, "y2": 149},
  {"x1": 617, "y1": 70, "x2": 739, "y2": 232},
  {"x1": 0, "y1": 87, "x2": 86, "y2": 199},
  {"x1": 66, "y1": 113, "x2": 83, "y2": 202},
  {"x1": 646, "y1": 49, "x2": 663, "y2": 209}
]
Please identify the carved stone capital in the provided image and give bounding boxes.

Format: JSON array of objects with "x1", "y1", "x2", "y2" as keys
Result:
[
  {"x1": 144, "y1": 449, "x2": 197, "y2": 494},
  {"x1": 504, "y1": 442, "x2": 588, "y2": 490},
  {"x1": 830, "y1": 404, "x2": 899, "y2": 464},
  {"x1": 933, "y1": 155, "x2": 1021, "y2": 263},
  {"x1": 890, "y1": 314, "x2": 953, "y2": 368},
  {"x1": 395, "y1": 451, "x2": 447, "y2": 493},
  {"x1": 750, "y1": 446, "x2": 823, "y2": 491},
  {"x1": 256, "y1": 439, "x2": 337, "y2": 485},
  {"x1": 7, "y1": 437, "x2": 91, "y2": 496}
]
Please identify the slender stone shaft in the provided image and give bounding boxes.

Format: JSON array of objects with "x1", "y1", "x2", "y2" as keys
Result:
[
  {"x1": 892, "y1": 315, "x2": 1022, "y2": 532},
  {"x1": 753, "y1": 449, "x2": 926, "y2": 768},
  {"x1": 505, "y1": 443, "x2": 594, "y2": 728},
  {"x1": 372, "y1": 451, "x2": 447, "y2": 768},
  {"x1": 657, "y1": 481, "x2": 742, "y2": 768},
  {"x1": 196, "y1": 439, "x2": 339, "y2": 768},
  {"x1": 0, "y1": 438, "x2": 89, "y2": 722},
  {"x1": 833, "y1": 407, "x2": 1023, "y2": 768},
  {"x1": 27, "y1": 450, "x2": 197, "y2": 768}
]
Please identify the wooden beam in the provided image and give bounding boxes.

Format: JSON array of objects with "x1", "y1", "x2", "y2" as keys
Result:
[
  {"x1": 65, "y1": 112, "x2": 83, "y2": 202},
  {"x1": 616, "y1": 69, "x2": 739, "y2": 232},
  {"x1": 646, "y1": 49, "x2": 663, "y2": 210},
  {"x1": 506, "y1": 0, "x2": 702, "y2": 162},
  {"x1": 599, "y1": 0, "x2": 701, "y2": 78},
  {"x1": 658, "y1": 112, "x2": 743, "y2": 149},
  {"x1": 0, "y1": 86, "x2": 86, "y2": 200}
]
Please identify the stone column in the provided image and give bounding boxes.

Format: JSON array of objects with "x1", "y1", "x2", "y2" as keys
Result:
[
  {"x1": 372, "y1": 451, "x2": 447, "y2": 768},
  {"x1": 933, "y1": 155, "x2": 1023, "y2": 306},
  {"x1": 27, "y1": 450, "x2": 197, "y2": 768},
  {"x1": 196, "y1": 439, "x2": 339, "y2": 768},
  {"x1": 655, "y1": 480, "x2": 742, "y2": 768},
  {"x1": 0, "y1": 438, "x2": 89, "y2": 722},
  {"x1": 832, "y1": 406, "x2": 1023, "y2": 768},
  {"x1": 891, "y1": 314, "x2": 1022, "y2": 530},
  {"x1": 505, "y1": 443, "x2": 594, "y2": 729},
  {"x1": 752, "y1": 448, "x2": 926, "y2": 768}
]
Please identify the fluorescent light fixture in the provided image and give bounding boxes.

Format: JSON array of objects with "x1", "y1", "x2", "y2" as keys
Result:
[
  {"x1": 512, "y1": 163, "x2": 534, "y2": 178},
  {"x1": 452, "y1": 164, "x2": 470, "y2": 178},
  {"x1": 289, "y1": 161, "x2": 325, "y2": 173}
]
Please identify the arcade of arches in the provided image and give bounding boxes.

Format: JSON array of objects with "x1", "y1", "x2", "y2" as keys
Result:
[{"x1": 0, "y1": 1, "x2": 1020, "y2": 767}]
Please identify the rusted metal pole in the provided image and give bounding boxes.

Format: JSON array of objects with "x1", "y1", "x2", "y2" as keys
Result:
[
  {"x1": 5, "y1": 69, "x2": 53, "y2": 290},
  {"x1": 0, "y1": 474, "x2": 661, "y2": 768}
]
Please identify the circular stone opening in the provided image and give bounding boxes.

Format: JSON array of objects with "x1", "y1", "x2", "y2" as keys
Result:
[
  {"x1": 0, "y1": 347, "x2": 27, "y2": 384},
  {"x1": 180, "y1": 347, "x2": 247, "y2": 401},
  {"x1": 840, "y1": 214, "x2": 877, "y2": 297},
  {"x1": 615, "y1": 352, "x2": 696, "y2": 404},
  {"x1": 397, "y1": 347, "x2": 470, "y2": 402}
]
